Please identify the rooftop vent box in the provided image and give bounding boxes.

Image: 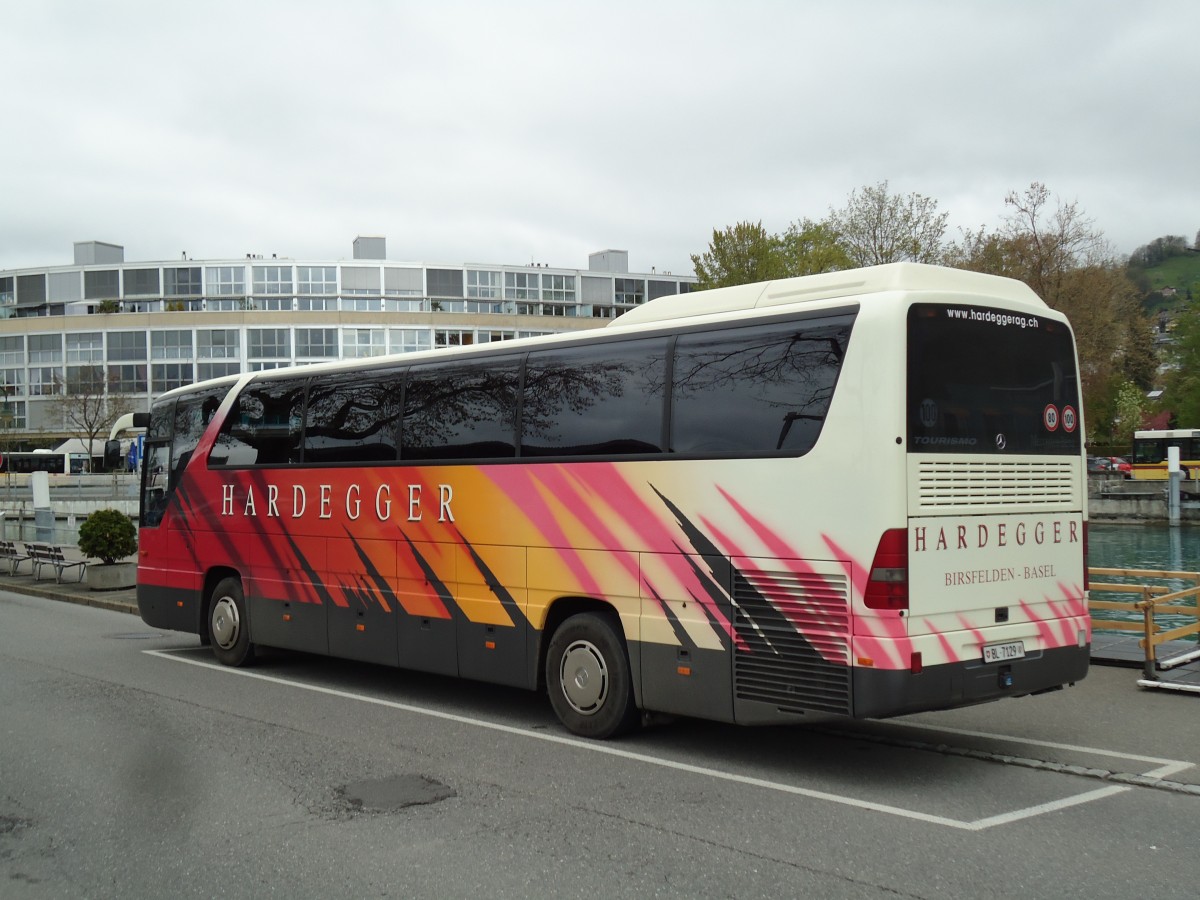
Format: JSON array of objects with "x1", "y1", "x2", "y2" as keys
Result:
[
  {"x1": 74, "y1": 241, "x2": 125, "y2": 265},
  {"x1": 353, "y1": 236, "x2": 386, "y2": 260}
]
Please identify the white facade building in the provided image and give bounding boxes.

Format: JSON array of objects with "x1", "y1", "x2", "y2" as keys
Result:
[{"x1": 0, "y1": 239, "x2": 695, "y2": 444}]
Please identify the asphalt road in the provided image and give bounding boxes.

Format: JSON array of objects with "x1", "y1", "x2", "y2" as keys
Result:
[{"x1": 2, "y1": 589, "x2": 1197, "y2": 899}]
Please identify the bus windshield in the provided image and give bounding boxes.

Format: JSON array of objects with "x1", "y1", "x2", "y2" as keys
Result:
[{"x1": 907, "y1": 303, "x2": 1081, "y2": 455}]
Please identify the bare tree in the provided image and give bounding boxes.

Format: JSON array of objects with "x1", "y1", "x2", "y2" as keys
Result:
[
  {"x1": 53, "y1": 367, "x2": 134, "y2": 470},
  {"x1": 826, "y1": 181, "x2": 949, "y2": 266}
]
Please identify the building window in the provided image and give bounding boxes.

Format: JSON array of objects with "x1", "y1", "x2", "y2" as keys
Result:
[
  {"x1": 295, "y1": 328, "x2": 338, "y2": 359},
  {"x1": 65, "y1": 366, "x2": 108, "y2": 394},
  {"x1": 434, "y1": 330, "x2": 474, "y2": 348},
  {"x1": 0, "y1": 400, "x2": 26, "y2": 429},
  {"x1": 505, "y1": 271, "x2": 539, "y2": 300},
  {"x1": 647, "y1": 280, "x2": 677, "y2": 301},
  {"x1": 341, "y1": 297, "x2": 382, "y2": 312},
  {"x1": 297, "y1": 297, "x2": 337, "y2": 311},
  {"x1": 252, "y1": 265, "x2": 293, "y2": 295},
  {"x1": 297, "y1": 266, "x2": 336, "y2": 295},
  {"x1": 151, "y1": 330, "x2": 194, "y2": 360},
  {"x1": 466, "y1": 270, "x2": 501, "y2": 299},
  {"x1": 124, "y1": 268, "x2": 161, "y2": 296},
  {"x1": 198, "y1": 329, "x2": 239, "y2": 359},
  {"x1": 615, "y1": 278, "x2": 645, "y2": 306},
  {"x1": 164, "y1": 267, "x2": 202, "y2": 296},
  {"x1": 198, "y1": 361, "x2": 241, "y2": 380},
  {"x1": 542, "y1": 274, "x2": 576, "y2": 304},
  {"x1": 28, "y1": 367, "x2": 62, "y2": 396},
  {"x1": 206, "y1": 266, "x2": 245, "y2": 296},
  {"x1": 427, "y1": 269, "x2": 464, "y2": 298},
  {"x1": 107, "y1": 364, "x2": 148, "y2": 394},
  {"x1": 0, "y1": 368, "x2": 25, "y2": 397},
  {"x1": 84, "y1": 270, "x2": 120, "y2": 300},
  {"x1": 206, "y1": 299, "x2": 247, "y2": 312},
  {"x1": 342, "y1": 328, "x2": 386, "y2": 358},
  {"x1": 250, "y1": 297, "x2": 293, "y2": 311},
  {"x1": 385, "y1": 298, "x2": 428, "y2": 313},
  {"x1": 108, "y1": 331, "x2": 148, "y2": 361},
  {"x1": 476, "y1": 331, "x2": 516, "y2": 343},
  {"x1": 28, "y1": 333, "x2": 62, "y2": 364},
  {"x1": 66, "y1": 332, "x2": 104, "y2": 364},
  {"x1": 0, "y1": 336, "x2": 22, "y2": 366},
  {"x1": 0, "y1": 276, "x2": 13, "y2": 305},
  {"x1": 388, "y1": 328, "x2": 432, "y2": 355},
  {"x1": 152, "y1": 362, "x2": 195, "y2": 392},
  {"x1": 247, "y1": 328, "x2": 290, "y2": 360}
]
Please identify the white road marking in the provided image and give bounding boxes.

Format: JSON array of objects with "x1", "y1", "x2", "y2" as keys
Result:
[
  {"x1": 825, "y1": 722, "x2": 1196, "y2": 780},
  {"x1": 146, "y1": 648, "x2": 1182, "y2": 831}
]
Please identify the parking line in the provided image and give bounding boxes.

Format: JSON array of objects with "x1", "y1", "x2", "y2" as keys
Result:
[
  {"x1": 145, "y1": 648, "x2": 1140, "y2": 831},
  {"x1": 890, "y1": 722, "x2": 1193, "y2": 777}
]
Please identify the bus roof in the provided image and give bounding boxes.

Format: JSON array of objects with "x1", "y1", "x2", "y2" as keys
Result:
[{"x1": 608, "y1": 262, "x2": 1046, "y2": 328}]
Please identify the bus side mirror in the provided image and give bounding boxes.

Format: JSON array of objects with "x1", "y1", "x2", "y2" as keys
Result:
[
  {"x1": 132, "y1": 412, "x2": 151, "y2": 428},
  {"x1": 104, "y1": 440, "x2": 122, "y2": 471}
]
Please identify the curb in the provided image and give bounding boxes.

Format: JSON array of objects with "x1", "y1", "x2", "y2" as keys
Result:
[{"x1": 2, "y1": 579, "x2": 139, "y2": 616}]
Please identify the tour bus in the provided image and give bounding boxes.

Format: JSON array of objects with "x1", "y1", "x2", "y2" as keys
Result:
[
  {"x1": 0, "y1": 449, "x2": 89, "y2": 475},
  {"x1": 135, "y1": 263, "x2": 1091, "y2": 738},
  {"x1": 1131, "y1": 429, "x2": 1200, "y2": 480}
]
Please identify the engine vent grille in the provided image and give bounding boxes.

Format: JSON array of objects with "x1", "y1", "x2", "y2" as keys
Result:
[
  {"x1": 733, "y1": 570, "x2": 851, "y2": 715},
  {"x1": 914, "y1": 459, "x2": 1077, "y2": 513}
]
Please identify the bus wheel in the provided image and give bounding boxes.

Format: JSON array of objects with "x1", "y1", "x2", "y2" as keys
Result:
[
  {"x1": 546, "y1": 612, "x2": 637, "y2": 739},
  {"x1": 209, "y1": 577, "x2": 254, "y2": 667}
]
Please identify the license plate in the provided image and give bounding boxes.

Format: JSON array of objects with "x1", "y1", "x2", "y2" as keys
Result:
[{"x1": 982, "y1": 640, "x2": 1025, "y2": 664}]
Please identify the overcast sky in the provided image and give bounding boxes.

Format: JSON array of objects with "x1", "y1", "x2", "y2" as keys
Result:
[{"x1": 2, "y1": 0, "x2": 1196, "y2": 277}]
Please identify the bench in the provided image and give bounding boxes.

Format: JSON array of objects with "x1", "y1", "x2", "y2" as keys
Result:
[
  {"x1": 27, "y1": 543, "x2": 89, "y2": 583},
  {"x1": 0, "y1": 540, "x2": 32, "y2": 575}
]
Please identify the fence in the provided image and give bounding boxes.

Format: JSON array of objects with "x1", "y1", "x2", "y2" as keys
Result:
[{"x1": 1088, "y1": 567, "x2": 1200, "y2": 677}]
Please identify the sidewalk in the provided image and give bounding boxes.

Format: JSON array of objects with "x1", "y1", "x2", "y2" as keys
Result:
[{"x1": 0, "y1": 566, "x2": 138, "y2": 615}]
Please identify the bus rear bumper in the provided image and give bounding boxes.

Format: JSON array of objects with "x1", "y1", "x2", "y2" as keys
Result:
[{"x1": 851, "y1": 643, "x2": 1090, "y2": 719}]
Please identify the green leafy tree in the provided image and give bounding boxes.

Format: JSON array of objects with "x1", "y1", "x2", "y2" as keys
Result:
[
  {"x1": 1164, "y1": 307, "x2": 1200, "y2": 426},
  {"x1": 825, "y1": 180, "x2": 949, "y2": 266},
  {"x1": 1112, "y1": 381, "x2": 1147, "y2": 450},
  {"x1": 691, "y1": 221, "x2": 790, "y2": 290},
  {"x1": 691, "y1": 219, "x2": 852, "y2": 291},
  {"x1": 779, "y1": 219, "x2": 853, "y2": 276}
]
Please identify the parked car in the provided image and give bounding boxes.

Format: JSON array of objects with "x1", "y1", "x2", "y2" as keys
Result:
[
  {"x1": 1087, "y1": 456, "x2": 1113, "y2": 474},
  {"x1": 1106, "y1": 457, "x2": 1132, "y2": 478}
]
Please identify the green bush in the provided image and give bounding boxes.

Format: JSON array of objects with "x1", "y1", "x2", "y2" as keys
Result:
[{"x1": 78, "y1": 509, "x2": 137, "y2": 565}]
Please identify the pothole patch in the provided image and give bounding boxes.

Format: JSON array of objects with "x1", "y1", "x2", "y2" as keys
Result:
[{"x1": 339, "y1": 775, "x2": 456, "y2": 812}]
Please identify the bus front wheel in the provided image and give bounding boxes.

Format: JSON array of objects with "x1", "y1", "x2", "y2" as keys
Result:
[
  {"x1": 209, "y1": 577, "x2": 255, "y2": 667},
  {"x1": 546, "y1": 612, "x2": 637, "y2": 739}
]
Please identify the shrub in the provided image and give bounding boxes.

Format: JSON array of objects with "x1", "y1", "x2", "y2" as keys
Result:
[{"x1": 78, "y1": 509, "x2": 137, "y2": 565}]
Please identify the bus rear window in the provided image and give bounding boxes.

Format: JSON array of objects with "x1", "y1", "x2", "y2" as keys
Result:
[{"x1": 907, "y1": 303, "x2": 1081, "y2": 455}]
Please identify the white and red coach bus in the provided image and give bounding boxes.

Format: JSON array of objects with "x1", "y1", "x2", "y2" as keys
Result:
[{"x1": 135, "y1": 263, "x2": 1090, "y2": 738}]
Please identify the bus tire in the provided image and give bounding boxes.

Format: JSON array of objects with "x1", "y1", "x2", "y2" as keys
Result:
[
  {"x1": 208, "y1": 576, "x2": 255, "y2": 667},
  {"x1": 546, "y1": 612, "x2": 638, "y2": 739}
]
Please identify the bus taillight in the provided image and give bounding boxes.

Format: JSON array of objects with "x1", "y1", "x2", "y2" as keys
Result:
[
  {"x1": 1082, "y1": 521, "x2": 1089, "y2": 591},
  {"x1": 864, "y1": 528, "x2": 908, "y2": 611}
]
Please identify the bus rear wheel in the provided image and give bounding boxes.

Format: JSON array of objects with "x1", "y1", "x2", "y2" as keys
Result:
[
  {"x1": 546, "y1": 612, "x2": 637, "y2": 739},
  {"x1": 209, "y1": 576, "x2": 254, "y2": 667}
]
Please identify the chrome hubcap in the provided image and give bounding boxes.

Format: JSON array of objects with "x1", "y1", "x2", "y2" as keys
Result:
[
  {"x1": 559, "y1": 639, "x2": 609, "y2": 716},
  {"x1": 211, "y1": 596, "x2": 240, "y2": 650}
]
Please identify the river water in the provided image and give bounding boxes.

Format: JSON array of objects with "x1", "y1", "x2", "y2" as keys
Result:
[{"x1": 1089, "y1": 522, "x2": 1199, "y2": 640}]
